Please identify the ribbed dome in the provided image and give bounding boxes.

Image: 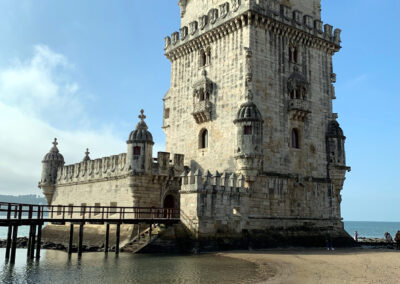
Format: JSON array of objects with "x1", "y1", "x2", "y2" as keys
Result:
[
  {"x1": 42, "y1": 138, "x2": 64, "y2": 163},
  {"x1": 127, "y1": 109, "x2": 154, "y2": 144},
  {"x1": 327, "y1": 120, "x2": 344, "y2": 138},
  {"x1": 234, "y1": 101, "x2": 263, "y2": 123}
]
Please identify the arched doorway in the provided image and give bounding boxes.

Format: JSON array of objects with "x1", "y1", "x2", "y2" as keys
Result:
[{"x1": 163, "y1": 194, "x2": 175, "y2": 209}]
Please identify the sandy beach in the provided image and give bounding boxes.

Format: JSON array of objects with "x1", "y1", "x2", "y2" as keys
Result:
[{"x1": 220, "y1": 249, "x2": 400, "y2": 284}]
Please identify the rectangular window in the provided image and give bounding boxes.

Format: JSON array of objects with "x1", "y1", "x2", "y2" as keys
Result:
[
  {"x1": 57, "y1": 205, "x2": 62, "y2": 215},
  {"x1": 80, "y1": 203, "x2": 87, "y2": 216},
  {"x1": 164, "y1": 108, "x2": 170, "y2": 119},
  {"x1": 68, "y1": 204, "x2": 73, "y2": 215},
  {"x1": 94, "y1": 203, "x2": 101, "y2": 215},
  {"x1": 244, "y1": 125, "x2": 252, "y2": 135},
  {"x1": 110, "y1": 202, "x2": 117, "y2": 214},
  {"x1": 133, "y1": 146, "x2": 141, "y2": 156}
]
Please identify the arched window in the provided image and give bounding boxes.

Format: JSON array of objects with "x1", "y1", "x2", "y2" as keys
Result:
[
  {"x1": 200, "y1": 49, "x2": 207, "y2": 67},
  {"x1": 291, "y1": 128, "x2": 300, "y2": 149},
  {"x1": 289, "y1": 46, "x2": 298, "y2": 63},
  {"x1": 206, "y1": 47, "x2": 211, "y2": 65},
  {"x1": 199, "y1": 129, "x2": 208, "y2": 149},
  {"x1": 133, "y1": 146, "x2": 141, "y2": 155}
]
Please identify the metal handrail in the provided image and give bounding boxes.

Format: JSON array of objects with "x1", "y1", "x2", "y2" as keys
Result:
[{"x1": 0, "y1": 202, "x2": 180, "y2": 222}]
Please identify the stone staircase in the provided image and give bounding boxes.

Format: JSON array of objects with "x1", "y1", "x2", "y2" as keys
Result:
[{"x1": 121, "y1": 224, "x2": 163, "y2": 253}]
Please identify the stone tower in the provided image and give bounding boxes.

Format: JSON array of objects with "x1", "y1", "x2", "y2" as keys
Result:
[{"x1": 165, "y1": 0, "x2": 352, "y2": 245}]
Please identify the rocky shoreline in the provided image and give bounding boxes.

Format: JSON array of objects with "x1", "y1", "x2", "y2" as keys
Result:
[
  {"x1": 0, "y1": 237, "x2": 397, "y2": 253},
  {"x1": 0, "y1": 237, "x2": 105, "y2": 252}
]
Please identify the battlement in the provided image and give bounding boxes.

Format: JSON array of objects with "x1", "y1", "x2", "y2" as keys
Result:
[
  {"x1": 55, "y1": 151, "x2": 184, "y2": 185},
  {"x1": 165, "y1": 0, "x2": 341, "y2": 57},
  {"x1": 180, "y1": 169, "x2": 249, "y2": 194},
  {"x1": 56, "y1": 153, "x2": 128, "y2": 185}
]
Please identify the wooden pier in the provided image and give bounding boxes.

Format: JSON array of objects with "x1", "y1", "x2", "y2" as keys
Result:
[{"x1": 0, "y1": 202, "x2": 180, "y2": 263}]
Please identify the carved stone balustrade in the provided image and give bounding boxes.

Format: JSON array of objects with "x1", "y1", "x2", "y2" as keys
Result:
[
  {"x1": 288, "y1": 99, "x2": 311, "y2": 121},
  {"x1": 192, "y1": 101, "x2": 212, "y2": 124}
]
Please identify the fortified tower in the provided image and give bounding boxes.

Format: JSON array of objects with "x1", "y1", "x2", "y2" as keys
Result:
[{"x1": 165, "y1": 0, "x2": 352, "y2": 245}]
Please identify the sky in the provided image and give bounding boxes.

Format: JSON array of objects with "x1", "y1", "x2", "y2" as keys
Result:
[{"x1": 0, "y1": 0, "x2": 398, "y2": 222}]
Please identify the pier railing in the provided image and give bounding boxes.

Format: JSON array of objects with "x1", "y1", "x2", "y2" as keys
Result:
[{"x1": 0, "y1": 202, "x2": 180, "y2": 225}]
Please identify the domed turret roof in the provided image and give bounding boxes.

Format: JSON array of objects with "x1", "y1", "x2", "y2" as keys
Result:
[
  {"x1": 42, "y1": 138, "x2": 64, "y2": 163},
  {"x1": 127, "y1": 109, "x2": 154, "y2": 144},
  {"x1": 234, "y1": 92, "x2": 263, "y2": 123},
  {"x1": 327, "y1": 120, "x2": 345, "y2": 138}
]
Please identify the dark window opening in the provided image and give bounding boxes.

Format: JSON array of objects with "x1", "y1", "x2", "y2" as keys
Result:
[
  {"x1": 200, "y1": 50, "x2": 207, "y2": 67},
  {"x1": 289, "y1": 46, "x2": 298, "y2": 63},
  {"x1": 244, "y1": 125, "x2": 253, "y2": 135},
  {"x1": 199, "y1": 91, "x2": 205, "y2": 101},
  {"x1": 133, "y1": 146, "x2": 141, "y2": 156},
  {"x1": 164, "y1": 108, "x2": 170, "y2": 119},
  {"x1": 200, "y1": 129, "x2": 208, "y2": 149},
  {"x1": 291, "y1": 128, "x2": 300, "y2": 149}
]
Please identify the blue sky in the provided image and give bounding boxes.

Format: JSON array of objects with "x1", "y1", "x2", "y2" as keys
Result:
[{"x1": 0, "y1": 1, "x2": 398, "y2": 221}]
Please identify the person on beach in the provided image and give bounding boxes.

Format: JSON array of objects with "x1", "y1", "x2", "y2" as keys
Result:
[
  {"x1": 325, "y1": 234, "x2": 334, "y2": 251},
  {"x1": 384, "y1": 232, "x2": 393, "y2": 243},
  {"x1": 395, "y1": 231, "x2": 400, "y2": 250},
  {"x1": 354, "y1": 231, "x2": 358, "y2": 242}
]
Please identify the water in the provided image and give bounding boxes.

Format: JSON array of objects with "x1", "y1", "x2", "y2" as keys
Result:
[
  {"x1": 344, "y1": 221, "x2": 400, "y2": 238},
  {"x1": 0, "y1": 249, "x2": 262, "y2": 284}
]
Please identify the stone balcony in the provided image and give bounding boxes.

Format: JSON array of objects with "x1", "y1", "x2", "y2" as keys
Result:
[
  {"x1": 288, "y1": 99, "x2": 311, "y2": 121},
  {"x1": 192, "y1": 101, "x2": 212, "y2": 124}
]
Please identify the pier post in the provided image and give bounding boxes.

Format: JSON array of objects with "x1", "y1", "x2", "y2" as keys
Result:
[
  {"x1": 10, "y1": 225, "x2": 18, "y2": 264},
  {"x1": 149, "y1": 223, "x2": 152, "y2": 241},
  {"x1": 36, "y1": 224, "x2": 42, "y2": 259},
  {"x1": 105, "y1": 223, "x2": 110, "y2": 253},
  {"x1": 5, "y1": 225, "x2": 12, "y2": 261},
  {"x1": 78, "y1": 223, "x2": 84, "y2": 257},
  {"x1": 27, "y1": 224, "x2": 33, "y2": 257},
  {"x1": 29, "y1": 225, "x2": 36, "y2": 259},
  {"x1": 68, "y1": 223, "x2": 74, "y2": 256},
  {"x1": 115, "y1": 223, "x2": 120, "y2": 255}
]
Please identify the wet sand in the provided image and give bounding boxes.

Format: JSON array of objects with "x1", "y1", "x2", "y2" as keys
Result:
[{"x1": 220, "y1": 249, "x2": 400, "y2": 283}]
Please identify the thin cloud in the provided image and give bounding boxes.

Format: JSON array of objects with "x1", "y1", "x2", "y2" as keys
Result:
[{"x1": 0, "y1": 45, "x2": 132, "y2": 195}]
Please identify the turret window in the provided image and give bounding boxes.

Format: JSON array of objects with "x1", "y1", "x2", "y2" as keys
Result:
[
  {"x1": 244, "y1": 125, "x2": 252, "y2": 135},
  {"x1": 133, "y1": 146, "x2": 141, "y2": 156},
  {"x1": 291, "y1": 128, "x2": 300, "y2": 149},
  {"x1": 199, "y1": 129, "x2": 208, "y2": 149}
]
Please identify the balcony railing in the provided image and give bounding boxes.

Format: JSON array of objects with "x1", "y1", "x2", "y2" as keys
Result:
[
  {"x1": 288, "y1": 99, "x2": 311, "y2": 121},
  {"x1": 192, "y1": 101, "x2": 212, "y2": 124}
]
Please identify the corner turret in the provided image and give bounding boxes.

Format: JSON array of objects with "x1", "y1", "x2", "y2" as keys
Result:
[
  {"x1": 126, "y1": 109, "x2": 154, "y2": 174},
  {"x1": 39, "y1": 138, "x2": 65, "y2": 204},
  {"x1": 234, "y1": 92, "x2": 263, "y2": 182}
]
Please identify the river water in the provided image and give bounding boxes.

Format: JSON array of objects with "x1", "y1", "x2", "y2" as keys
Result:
[{"x1": 0, "y1": 249, "x2": 262, "y2": 284}]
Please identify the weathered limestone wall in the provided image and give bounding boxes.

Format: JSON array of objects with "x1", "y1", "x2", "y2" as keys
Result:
[
  {"x1": 164, "y1": 24, "x2": 249, "y2": 172},
  {"x1": 250, "y1": 24, "x2": 335, "y2": 177},
  {"x1": 51, "y1": 177, "x2": 133, "y2": 209}
]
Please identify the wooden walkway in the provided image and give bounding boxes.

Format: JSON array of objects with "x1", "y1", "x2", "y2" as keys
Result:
[{"x1": 0, "y1": 202, "x2": 180, "y2": 264}]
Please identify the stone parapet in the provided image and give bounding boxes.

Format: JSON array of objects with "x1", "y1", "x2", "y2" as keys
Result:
[
  {"x1": 55, "y1": 151, "x2": 184, "y2": 186},
  {"x1": 180, "y1": 169, "x2": 248, "y2": 194},
  {"x1": 165, "y1": 0, "x2": 341, "y2": 60}
]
